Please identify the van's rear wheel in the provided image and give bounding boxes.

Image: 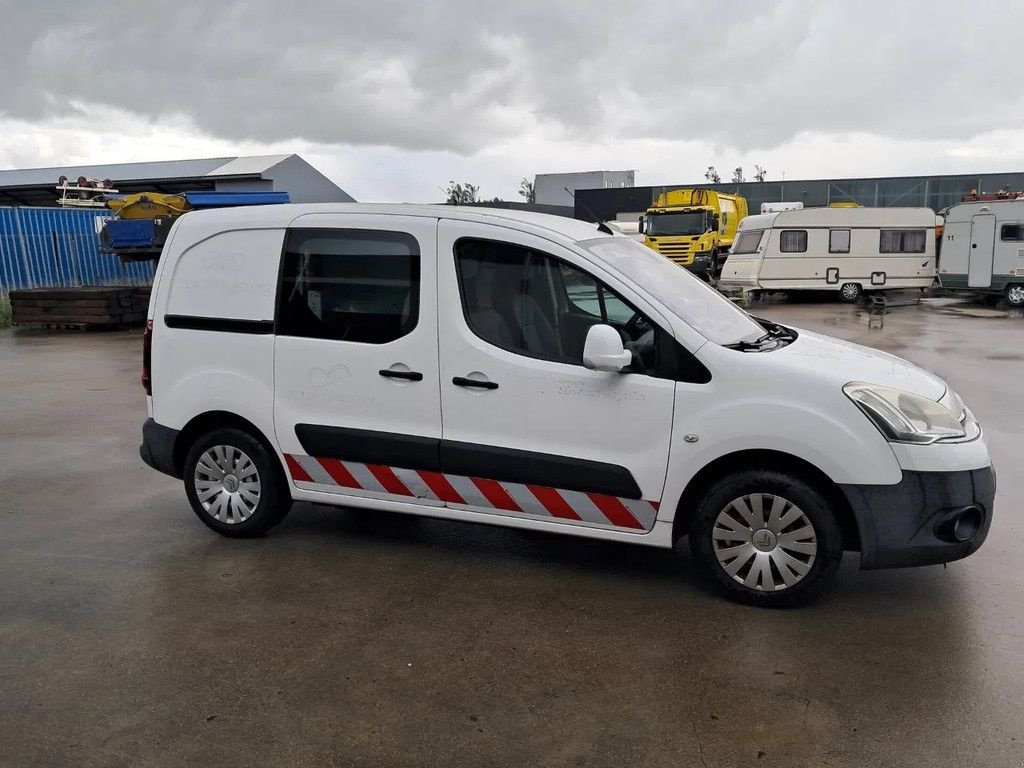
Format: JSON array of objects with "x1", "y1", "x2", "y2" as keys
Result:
[
  {"x1": 689, "y1": 470, "x2": 843, "y2": 607},
  {"x1": 1005, "y1": 284, "x2": 1024, "y2": 306},
  {"x1": 839, "y1": 283, "x2": 862, "y2": 303},
  {"x1": 183, "y1": 427, "x2": 291, "y2": 537}
]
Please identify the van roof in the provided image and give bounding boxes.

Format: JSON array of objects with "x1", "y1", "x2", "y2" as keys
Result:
[
  {"x1": 737, "y1": 206, "x2": 937, "y2": 230},
  {"x1": 172, "y1": 203, "x2": 611, "y2": 243}
]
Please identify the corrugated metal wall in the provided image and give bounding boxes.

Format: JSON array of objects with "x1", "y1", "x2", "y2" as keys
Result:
[{"x1": 0, "y1": 206, "x2": 153, "y2": 295}]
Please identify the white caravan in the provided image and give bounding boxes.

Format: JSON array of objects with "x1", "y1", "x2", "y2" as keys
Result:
[
  {"x1": 719, "y1": 207, "x2": 938, "y2": 302},
  {"x1": 140, "y1": 204, "x2": 992, "y2": 607},
  {"x1": 938, "y1": 198, "x2": 1024, "y2": 305}
]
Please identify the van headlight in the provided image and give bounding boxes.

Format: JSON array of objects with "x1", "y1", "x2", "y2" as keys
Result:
[{"x1": 843, "y1": 382, "x2": 980, "y2": 444}]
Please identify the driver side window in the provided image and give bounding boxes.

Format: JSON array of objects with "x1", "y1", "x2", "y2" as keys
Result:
[{"x1": 455, "y1": 238, "x2": 661, "y2": 376}]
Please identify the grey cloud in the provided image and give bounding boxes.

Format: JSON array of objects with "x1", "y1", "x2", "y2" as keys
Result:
[{"x1": 0, "y1": 0, "x2": 1021, "y2": 154}]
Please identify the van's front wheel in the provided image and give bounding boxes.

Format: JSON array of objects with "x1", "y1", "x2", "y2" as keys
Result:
[
  {"x1": 689, "y1": 470, "x2": 843, "y2": 607},
  {"x1": 183, "y1": 427, "x2": 291, "y2": 537}
]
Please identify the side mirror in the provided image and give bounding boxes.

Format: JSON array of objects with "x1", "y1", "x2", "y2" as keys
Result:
[
  {"x1": 583, "y1": 324, "x2": 632, "y2": 373},
  {"x1": 712, "y1": 214, "x2": 720, "y2": 231},
  {"x1": 637, "y1": 215, "x2": 645, "y2": 234}
]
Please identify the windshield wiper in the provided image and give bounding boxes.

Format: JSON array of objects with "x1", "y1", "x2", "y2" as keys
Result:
[{"x1": 724, "y1": 335, "x2": 771, "y2": 351}]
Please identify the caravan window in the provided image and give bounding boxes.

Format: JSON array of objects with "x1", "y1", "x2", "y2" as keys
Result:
[
  {"x1": 779, "y1": 230, "x2": 808, "y2": 253},
  {"x1": 829, "y1": 229, "x2": 851, "y2": 253},
  {"x1": 879, "y1": 230, "x2": 926, "y2": 253},
  {"x1": 732, "y1": 230, "x2": 763, "y2": 254},
  {"x1": 1000, "y1": 224, "x2": 1024, "y2": 241}
]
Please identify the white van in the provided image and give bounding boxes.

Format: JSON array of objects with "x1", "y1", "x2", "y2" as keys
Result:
[
  {"x1": 719, "y1": 207, "x2": 938, "y2": 302},
  {"x1": 140, "y1": 204, "x2": 993, "y2": 606},
  {"x1": 938, "y1": 198, "x2": 1024, "y2": 305}
]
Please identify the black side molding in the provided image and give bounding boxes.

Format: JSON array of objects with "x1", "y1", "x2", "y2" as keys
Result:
[
  {"x1": 295, "y1": 424, "x2": 442, "y2": 472},
  {"x1": 440, "y1": 440, "x2": 641, "y2": 499},
  {"x1": 164, "y1": 315, "x2": 274, "y2": 334},
  {"x1": 292, "y1": 424, "x2": 642, "y2": 499}
]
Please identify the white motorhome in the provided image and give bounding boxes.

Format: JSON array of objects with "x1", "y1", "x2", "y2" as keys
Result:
[
  {"x1": 938, "y1": 198, "x2": 1024, "y2": 305},
  {"x1": 719, "y1": 207, "x2": 938, "y2": 302},
  {"x1": 139, "y1": 204, "x2": 992, "y2": 607}
]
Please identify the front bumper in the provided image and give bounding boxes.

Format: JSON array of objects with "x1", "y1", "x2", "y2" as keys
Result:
[
  {"x1": 840, "y1": 466, "x2": 995, "y2": 569},
  {"x1": 684, "y1": 257, "x2": 712, "y2": 279},
  {"x1": 140, "y1": 418, "x2": 181, "y2": 478}
]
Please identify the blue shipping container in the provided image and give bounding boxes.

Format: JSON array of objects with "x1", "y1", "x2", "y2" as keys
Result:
[{"x1": 0, "y1": 206, "x2": 153, "y2": 294}]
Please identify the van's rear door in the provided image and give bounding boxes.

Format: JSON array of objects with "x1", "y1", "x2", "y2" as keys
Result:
[{"x1": 273, "y1": 213, "x2": 444, "y2": 505}]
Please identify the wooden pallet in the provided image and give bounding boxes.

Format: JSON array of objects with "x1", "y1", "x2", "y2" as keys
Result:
[{"x1": 9, "y1": 287, "x2": 151, "y2": 329}]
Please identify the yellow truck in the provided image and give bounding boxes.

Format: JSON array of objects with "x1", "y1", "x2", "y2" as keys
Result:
[{"x1": 641, "y1": 188, "x2": 748, "y2": 279}]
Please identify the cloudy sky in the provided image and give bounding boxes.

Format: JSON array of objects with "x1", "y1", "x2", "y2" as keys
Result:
[{"x1": 1, "y1": 1, "x2": 1022, "y2": 201}]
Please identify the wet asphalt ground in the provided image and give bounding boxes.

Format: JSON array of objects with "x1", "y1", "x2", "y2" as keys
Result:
[{"x1": 1, "y1": 297, "x2": 1022, "y2": 767}]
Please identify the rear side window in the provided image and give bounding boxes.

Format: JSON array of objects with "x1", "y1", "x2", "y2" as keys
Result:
[
  {"x1": 829, "y1": 229, "x2": 851, "y2": 253},
  {"x1": 732, "y1": 230, "x2": 763, "y2": 254},
  {"x1": 879, "y1": 229, "x2": 926, "y2": 253},
  {"x1": 779, "y1": 230, "x2": 807, "y2": 253},
  {"x1": 277, "y1": 228, "x2": 419, "y2": 343}
]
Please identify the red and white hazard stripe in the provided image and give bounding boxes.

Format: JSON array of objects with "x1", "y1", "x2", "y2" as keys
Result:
[{"x1": 284, "y1": 454, "x2": 659, "y2": 531}]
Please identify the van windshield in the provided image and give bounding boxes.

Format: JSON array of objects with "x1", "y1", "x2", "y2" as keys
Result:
[
  {"x1": 646, "y1": 211, "x2": 708, "y2": 236},
  {"x1": 581, "y1": 237, "x2": 765, "y2": 346}
]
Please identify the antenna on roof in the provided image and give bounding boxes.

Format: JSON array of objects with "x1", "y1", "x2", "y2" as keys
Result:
[{"x1": 564, "y1": 186, "x2": 615, "y2": 235}]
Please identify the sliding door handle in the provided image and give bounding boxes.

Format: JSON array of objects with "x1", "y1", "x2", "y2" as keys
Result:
[
  {"x1": 379, "y1": 369, "x2": 423, "y2": 381},
  {"x1": 452, "y1": 376, "x2": 498, "y2": 390}
]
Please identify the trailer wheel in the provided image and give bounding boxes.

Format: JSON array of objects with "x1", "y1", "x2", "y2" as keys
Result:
[
  {"x1": 839, "y1": 283, "x2": 862, "y2": 303},
  {"x1": 1005, "y1": 284, "x2": 1024, "y2": 306}
]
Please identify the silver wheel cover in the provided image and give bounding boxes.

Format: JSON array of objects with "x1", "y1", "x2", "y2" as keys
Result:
[
  {"x1": 1007, "y1": 285, "x2": 1024, "y2": 305},
  {"x1": 712, "y1": 493, "x2": 817, "y2": 591},
  {"x1": 194, "y1": 445, "x2": 261, "y2": 524}
]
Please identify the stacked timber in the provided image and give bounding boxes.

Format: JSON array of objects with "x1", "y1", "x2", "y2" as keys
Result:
[{"x1": 9, "y1": 287, "x2": 150, "y2": 329}]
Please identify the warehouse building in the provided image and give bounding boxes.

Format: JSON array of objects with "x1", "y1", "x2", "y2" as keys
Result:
[
  {"x1": 535, "y1": 170, "x2": 634, "y2": 207},
  {"x1": 0, "y1": 154, "x2": 354, "y2": 207},
  {"x1": 0, "y1": 155, "x2": 354, "y2": 293},
  {"x1": 573, "y1": 171, "x2": 1024, "y2": 222}
]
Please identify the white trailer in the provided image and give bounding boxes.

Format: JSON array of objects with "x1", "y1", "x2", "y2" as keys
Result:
[
  {"x1": 938, "y1": 198, "x2": 1024, "y2": 305},
  {"x1": 718, "y1": 207, "x2": 938, "y2": 302}
]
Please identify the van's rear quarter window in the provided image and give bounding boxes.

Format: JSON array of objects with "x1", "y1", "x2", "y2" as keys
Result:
[{"x1": 277, "y1": 228, "x2": 420, "y2": 344}]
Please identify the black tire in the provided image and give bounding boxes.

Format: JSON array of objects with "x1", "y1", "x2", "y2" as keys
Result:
[
  {"x1": 1004, "y1": 283, "x2": 1024, "y2": 307},
  {"x1": 183, "y1": 427, "x2": 291, "y2": 538},
  {"x1": 838, "y1": 283, "x2": 862, "y2": 303},
  {"x1": 689, "y1": 469, "x2": 843, "y2": 607}
]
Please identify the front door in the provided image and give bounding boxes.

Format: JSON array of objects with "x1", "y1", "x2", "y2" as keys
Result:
[
  {"x1": 968, "y1": 214, "x2": 996, "y2": 287},
  {"x1": 435, "y1": 219, "x2": 676, "y2": 532},
  {"x1": 273, "y1": 213, "x2": 444, "y2": 505}
]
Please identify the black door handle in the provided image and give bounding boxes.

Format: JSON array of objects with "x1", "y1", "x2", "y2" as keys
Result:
[
  {"x1": 452, "y1": 376, "x2": 498, "y2": 390},
  {"x1": 379, "y1": 369, "x2": 423, "y2": 381}
]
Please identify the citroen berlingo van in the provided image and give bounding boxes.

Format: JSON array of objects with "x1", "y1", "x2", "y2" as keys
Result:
[{"x1": 140, "y1": 204, "x2": 994, "y2": 606}]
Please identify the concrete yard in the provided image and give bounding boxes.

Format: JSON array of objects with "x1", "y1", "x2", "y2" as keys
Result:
[{"x1": 1, "y1": 299, "x2": 1022, "y2": 767}]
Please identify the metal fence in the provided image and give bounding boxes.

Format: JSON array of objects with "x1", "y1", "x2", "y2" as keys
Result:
[{"x1": 0, "y1": 206, "x2": 153, "y2": 296}]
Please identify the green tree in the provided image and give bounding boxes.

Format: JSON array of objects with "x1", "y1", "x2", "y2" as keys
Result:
[
  {"x1": 443, "y1": 181, "x2": 480, "y2": 205},
  {"x1": 518, "y1": 177, "x2": 536, "y2": 203},
  {"x1": 732, "y1": 167, "x2": 745, "y2": 184},
  {"x1": 705, "y1": 166, "x2": 721, "y2": 184},
  {"x1": 753, "y1": 164, "x2": 767, "y2": 182}
]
